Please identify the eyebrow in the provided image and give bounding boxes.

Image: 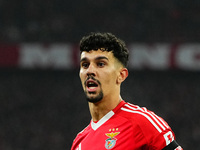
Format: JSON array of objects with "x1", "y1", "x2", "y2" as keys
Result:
[{"x1": 80, "y1": 56, "x2": 109, "y2": 63}]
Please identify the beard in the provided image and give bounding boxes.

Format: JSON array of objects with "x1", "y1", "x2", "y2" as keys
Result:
[
  {"x1": 84, "y1": 75, "x2": 103, "y2": 103},
  {"x1": 85, "y1": 90, "x2": 104, "y2": 103}
]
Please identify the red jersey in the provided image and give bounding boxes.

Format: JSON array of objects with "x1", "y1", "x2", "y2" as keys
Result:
[{"x1": 71, "y1": 100, "x2": 176, "y2": 150}]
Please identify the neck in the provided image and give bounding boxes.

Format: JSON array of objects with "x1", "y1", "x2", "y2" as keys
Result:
[{"x1": 89, "y1": 95, "x2": 122, "y2": 122}]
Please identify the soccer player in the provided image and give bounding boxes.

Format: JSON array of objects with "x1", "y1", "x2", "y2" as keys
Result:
[{"x1": 71, "y1": 32, "x2": 183, "y2": 150}]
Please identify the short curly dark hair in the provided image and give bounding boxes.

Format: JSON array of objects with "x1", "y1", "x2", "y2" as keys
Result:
[{"x1": 79, "y1": 32, "x2": 129, "y2": 67}]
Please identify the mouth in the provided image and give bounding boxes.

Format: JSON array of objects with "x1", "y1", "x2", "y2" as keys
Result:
[{"x1": 85, "y1": 79, "x2": 99, "y2": 92}]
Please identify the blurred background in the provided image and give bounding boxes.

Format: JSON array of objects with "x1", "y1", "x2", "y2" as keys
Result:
[{"x1": 0, "y1": 0, "x2": 200, "y2": 149}]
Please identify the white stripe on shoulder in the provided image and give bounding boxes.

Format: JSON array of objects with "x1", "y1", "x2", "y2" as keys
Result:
[
  {"x1": 125, "y1": 103, "x2": 169, "y2": 130},
  {"x1": 121, "y1": 107, "x2": 162, "y2": 133},
  {"x1": 150, "y1": 111, "x2": 170, "y2": 129},
  {"x1": 79, "y1": 124, "x2": 90, "y2": 134}
]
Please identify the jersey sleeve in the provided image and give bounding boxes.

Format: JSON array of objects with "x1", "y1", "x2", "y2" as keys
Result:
[
  {"x1": 71, "y1": 124, "x2": 90, "y2": 150},
  {"x1": 150, "y1": 127, "x2": 175, "y2": 149},
  {"x1": 133, "y1": 109, "x2": 176, "y2": 150}
]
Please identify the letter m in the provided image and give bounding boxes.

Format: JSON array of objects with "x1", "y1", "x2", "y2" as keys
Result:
[{"x1": 19, "y1": 44, "x2": 73, "y2": 69}]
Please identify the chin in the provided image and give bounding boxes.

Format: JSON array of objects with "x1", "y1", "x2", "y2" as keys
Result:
[{"x1": 86, "y1": 91, "x2": 103, "y2": 103}]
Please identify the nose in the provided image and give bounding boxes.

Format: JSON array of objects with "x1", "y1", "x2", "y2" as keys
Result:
[{"x1": 86, "y1": 63, "x2": 96, "y2": 76}]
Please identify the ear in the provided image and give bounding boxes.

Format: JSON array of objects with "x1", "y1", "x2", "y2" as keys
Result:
[{"x1": 117, "y1": 68, "x2": 128, "y2": 84}]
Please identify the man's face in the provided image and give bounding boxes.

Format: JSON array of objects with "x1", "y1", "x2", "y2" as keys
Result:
[{"x1": 79, "y1": 49, "x2": 121, "y2": 103}]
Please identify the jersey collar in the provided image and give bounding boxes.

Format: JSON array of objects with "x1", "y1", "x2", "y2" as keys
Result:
[{"x1": 91, "y1": 100, "x2": 125, "y2": 130}]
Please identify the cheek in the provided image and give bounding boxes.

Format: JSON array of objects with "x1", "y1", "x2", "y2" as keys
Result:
[
  {"x1": 79, "y1": 69, "x2": 86, "y2": 79},
  {"x1": 102, "y1": 72, "x2": 117, "y2": 87},
  {"x1": 79, "y1": 72, "x2": 85, "y2": 86}
]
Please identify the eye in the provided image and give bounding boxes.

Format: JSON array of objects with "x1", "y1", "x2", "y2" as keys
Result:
[
  {"x1": 81, "y1": 62, "x2": 89, "y2": 68},
  {"x1": 97, "y1": 62, "x2": 105, "y2": 67}
]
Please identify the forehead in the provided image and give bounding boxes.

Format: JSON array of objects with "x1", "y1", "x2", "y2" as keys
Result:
[{"x1": 80, "y1": 50, "x2": 114, "y2": 61}]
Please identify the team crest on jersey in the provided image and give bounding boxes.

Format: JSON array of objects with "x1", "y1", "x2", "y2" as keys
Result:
[{"x1": 105, "y1": 128, "x2": 120, "y2": 149}]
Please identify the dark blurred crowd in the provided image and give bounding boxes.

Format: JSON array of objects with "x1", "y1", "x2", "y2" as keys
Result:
[
  {"x1": 0, "y1": 0, "x2": 200, "y2": 43},
  {"x1": 0, "y1": 70, "x2": 199, "y2": 150}
]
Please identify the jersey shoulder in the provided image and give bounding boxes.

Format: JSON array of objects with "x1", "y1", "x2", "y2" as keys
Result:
[
  {"x1": 118, "y1": 102, "x2": 171, "y2": 132},
  {"x1": 116, "y1": 102, "x2": 175, "y2": 149},
  {"x1": 71, "y1": 124, "x2": 91, "y2": 150}
]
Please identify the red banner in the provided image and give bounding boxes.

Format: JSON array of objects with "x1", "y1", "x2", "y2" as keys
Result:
[{"x1": 0, "y1": 44, "x2": 19, "y2": 67}]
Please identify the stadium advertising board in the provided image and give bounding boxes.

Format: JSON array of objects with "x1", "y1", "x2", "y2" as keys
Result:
[{"x1": 0, "y1": 43, "x2": 200, "y2": 70}]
